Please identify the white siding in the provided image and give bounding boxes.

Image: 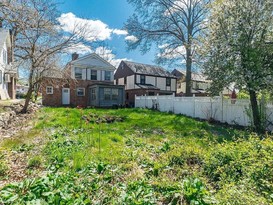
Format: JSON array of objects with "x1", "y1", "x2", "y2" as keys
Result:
[
  {"x1": 136, "y1": 75, "x2": 140, "y2": 84},
  {"x1": 97, "y1": 70, "x2": 102, "y2": 81},
  {"x1": 82, "y1": 68, "x2": 86, "y2": 80},
  {"x1": 171, "y1": 79, "x2": 176, "y2": 91},
  {"x1": 127, "y1": 75, "x2": 135, "y2": 89},
  {"x1": 157, "y1": 77, "x2": 166, "y2": 90},
  {"x1": 146, "y1": 76, "x2": 156, "y2": 85},
  {"x1": 87, "y1": 69, "x2": 91, "y2": 80},
  {"x1": 101, "y1": 70, "x2": 105, "y2": 81},
  {"x1": 71, "y1": 67, "x2": 75, "y2": 79},
  {"x1": 110, "y1": 71, "x2": 114, "y2": 81}
]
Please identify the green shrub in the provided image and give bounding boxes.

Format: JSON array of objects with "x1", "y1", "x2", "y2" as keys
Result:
[
  {"x1": 27, "y1": 156, "x2": 42, "y2": 168},
  {"x1": 0, "y1": 161, "x2": 8, "y2": 177},
  {"x1": 182, "y1": 178, "x2": 214, "y2": 205}
]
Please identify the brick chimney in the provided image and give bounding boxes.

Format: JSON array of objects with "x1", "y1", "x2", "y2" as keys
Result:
[{"x1": 72, "y1": 52, "x2": 79, "y2": 61}]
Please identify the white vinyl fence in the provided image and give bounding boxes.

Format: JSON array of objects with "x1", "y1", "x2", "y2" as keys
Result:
[{"x1": 135, "y1": 94, "x2": 273, "y2": 130}]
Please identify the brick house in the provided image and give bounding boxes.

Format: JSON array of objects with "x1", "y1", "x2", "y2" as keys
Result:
[
  {"x1": 41, "y1": 53, "x2": 125, "y2": 107},
  {"x1": 0, "y1": 28, "x2": 17, "y2": 100},
  {"x1": 114, "y1": 61, "x2": 177, "y2": 106}
]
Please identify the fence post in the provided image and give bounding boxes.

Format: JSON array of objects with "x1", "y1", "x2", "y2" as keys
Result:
[
  {"x1": 172, "y1": 93, "x2": 175, "y2": 113},
  {"x1": 145, "y1": 94, "x2": 147, "y2": 108},
  {"x1": 193, "y1": 94, "x2": 196, "y2": 118},
  {"x1": 221, "y1": 93, "x2": 224, "y2": 122}
]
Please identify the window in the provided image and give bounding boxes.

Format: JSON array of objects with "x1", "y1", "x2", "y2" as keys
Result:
[
  {"x1": 140, "y1": 75, "x2": 145, "y2": 84},
  {"x1": 166, "y1": 78, "x2": 171, "y2": 86},
  {"x1": 105, "y1": 71, "x2": 111, "y2": 81},
  {"x1": 116, "y1": 79, "x2": 118, "y2": 85},
  {"x1": 124, "y1": 77, "x2": 127, "y2": 84},
  {"x1": 75, "y1": 67, "x2": 82, "y2": 79},
  {"x1": 91, "y1": 88, "x2": 96, "y2": 100},
  {"x1": 46, "y1": 86, "x2": 53, "y2": 94},
  {"x1": 112, "y1": 89, "x2": 118, "y2": 100},
  {"x1": 104, "y1": 88, "x2": 111, "y2": 100},
  {"x1": 91, "y1": 70, "x2": 97, "y2": 80},
  {"x1": 0, "y1": 70, "x2": 2, "y2": 84},
  {"x1": 77, "y1": 88, "x2": 85, "y2": 96}
]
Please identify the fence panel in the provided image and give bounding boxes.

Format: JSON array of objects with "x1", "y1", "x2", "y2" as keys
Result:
[{"x1": 135, "y1": 95, "x2": 273, "y2": 130}]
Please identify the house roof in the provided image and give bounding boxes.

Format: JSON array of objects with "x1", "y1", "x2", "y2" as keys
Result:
[
  {"x1": 0, "y1": 28, "x2": 11, "y2": 50},
  {"x1": 122, "y1": 61, "x2": 175, "y2": 78},
  {"x1": 70, "y1": 53, "x2": 116, "y2": 71},
  {"x1": 176, "y1": 70, "x2": 210, "y2": 82}
]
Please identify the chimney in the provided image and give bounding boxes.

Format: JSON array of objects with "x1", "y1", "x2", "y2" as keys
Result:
[{"x1": 72, "y1": 52, "x2": 79, "y2": 61}]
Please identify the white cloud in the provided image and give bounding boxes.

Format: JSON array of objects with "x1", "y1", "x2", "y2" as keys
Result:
[
  {"x1": 94, "y1": 47, "x2": 130, "y2": 67},
  {"x1": 158, "y1": 45, "x2": 186, "y2": 59},
  {"x1": 57, "y1": 13, "x2": 127, "y2": 42},
  {"x1": 113, "y1": 29, "x2": 128, "y2": 35},
  {"x1": 125, "y1": 35, "x2": 138, "y2": 43},
  {"x1": 64, "y1": 42, "x2": 92, "y2": 54}
]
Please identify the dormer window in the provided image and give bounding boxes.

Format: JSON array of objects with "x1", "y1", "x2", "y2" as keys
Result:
[{"x1": 75, "y1": 67, "x2": 82, "y2": 79}]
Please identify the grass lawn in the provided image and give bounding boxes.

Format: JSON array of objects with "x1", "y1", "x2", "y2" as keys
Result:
[{"x1": 0, "y1": 107, "x2": 272, "y2": 204}]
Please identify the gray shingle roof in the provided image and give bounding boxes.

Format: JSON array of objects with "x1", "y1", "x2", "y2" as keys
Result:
[
  {"x1": 177, "y1": 70, "x2": 209, "y2": 82},
  {"x1": 123, "y1": 61, "x2": 175, "y2": 78}
]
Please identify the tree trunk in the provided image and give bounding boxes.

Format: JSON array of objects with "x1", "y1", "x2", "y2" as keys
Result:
[
  {"x1": 249, "y1": 90, "x2": 263, "y2": 133},
  {"x1": 185, "y1": 48, "x2": 192, "y2": 96},
  {"x1": 21, "y1": 87, "x2": 33, "y2": 113}
]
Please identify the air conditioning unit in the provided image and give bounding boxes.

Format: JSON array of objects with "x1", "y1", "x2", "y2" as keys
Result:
[{"x1": 4, "y1": 74, "x2": 11, "y2": 83}]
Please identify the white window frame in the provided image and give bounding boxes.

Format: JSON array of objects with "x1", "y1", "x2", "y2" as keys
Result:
[
  {"x1": 46, "y1": 86, "x2": 53, "y2": 94},
  {"x1": 74, "y1": 67, "x2": 82, "y2": 80},
  {"x1": 77, "y1": 87, "x2": 85, "y2": 96}
]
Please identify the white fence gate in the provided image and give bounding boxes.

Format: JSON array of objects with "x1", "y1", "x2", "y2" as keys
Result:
[{"x1": 135, "y1": 94, "x2": 273, "y2": 130}]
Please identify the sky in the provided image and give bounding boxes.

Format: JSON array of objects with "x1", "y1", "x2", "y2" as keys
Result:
[{"x1": 57, "y1": 0, "x2": 158, "y2": 68}]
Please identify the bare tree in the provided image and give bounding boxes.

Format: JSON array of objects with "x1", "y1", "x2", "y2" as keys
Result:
[
  {"x1": 0, "y1": 0, "x2": 92, "y2": 113},
  {"x1": 125, "y1": 0, "x2": 209, "y2": 96}
]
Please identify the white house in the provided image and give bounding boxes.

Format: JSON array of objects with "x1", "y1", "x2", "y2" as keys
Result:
[
  {"x1": 0, "y1": 28, "x2": 17, "y2": 100},
  {"x1": 114, "y1": 61, "x2": 177, "y2": 106},
  {"x1": 172, "y1": 69, "x2": 211, "y2": 96}
]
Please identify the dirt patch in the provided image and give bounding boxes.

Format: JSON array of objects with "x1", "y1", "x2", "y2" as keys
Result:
[
  {"x1": 0, "y1": 102, "x2": 41, "y2": 140},
  {"x1": 82, "y1": 113, "x2": 125, "y2": 124}
]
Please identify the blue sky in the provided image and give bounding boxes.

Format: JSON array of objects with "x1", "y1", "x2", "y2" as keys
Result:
[{"x1": 57, "y1": 0, "x2": 158, "y2": 67}]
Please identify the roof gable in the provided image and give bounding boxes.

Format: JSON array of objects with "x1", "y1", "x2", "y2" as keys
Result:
[
  {"x1": 123, "y1": 61, "x2": 175, "y2": 78},
  {"x1": 71, "y1": 53, "x2": 116, "y2": 70}
]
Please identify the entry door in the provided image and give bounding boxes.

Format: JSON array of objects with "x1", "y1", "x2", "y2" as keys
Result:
[{"x1": 62, "y1": 88, "x2": 70, "y2": 105}]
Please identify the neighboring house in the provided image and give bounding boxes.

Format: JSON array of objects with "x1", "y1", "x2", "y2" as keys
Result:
[
  {"x1": 0, "y1": 28, "x2": 17, "y2": 100},
  {"x1": 114, "y1": 61, "x2": 177, "y2": 106},
  {"x1": 16, "y1": 83, "x2": 29, "y2": 95},
  {"x1": 171, "y1": 69, "x2": 211, "y2": 96},
  {"x1": 41, "y1": 53, "x2": 125, "y2": 107}
]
